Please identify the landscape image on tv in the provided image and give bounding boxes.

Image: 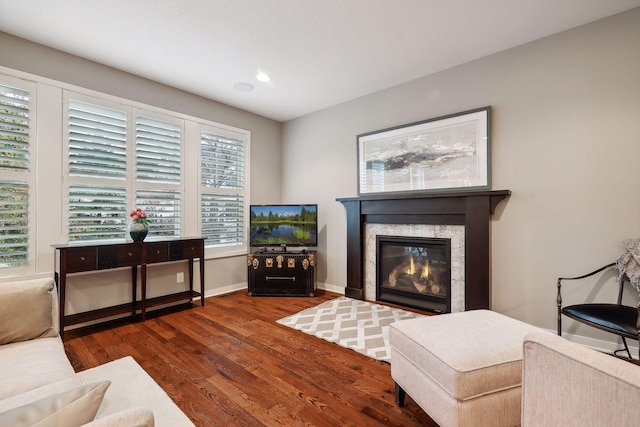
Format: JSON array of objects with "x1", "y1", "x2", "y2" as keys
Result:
[{"x1": 250, "y1": 205, "x2": 317, "y2": 247}]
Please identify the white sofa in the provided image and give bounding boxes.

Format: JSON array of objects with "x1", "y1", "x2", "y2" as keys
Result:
[
  {"x1": 391, "y1": 310, "x2": 640, "y2": 427},
  {"x1": 521, "y1": 331, "x2": 640, "y2": 426},
  {"x1": 0, "y1": 277, "x2": 189, "y2": 427}
]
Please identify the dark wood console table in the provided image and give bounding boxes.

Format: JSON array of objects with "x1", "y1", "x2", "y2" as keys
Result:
[{"x1": 53, "y1": 237, "x2": 205, "y2": 339}]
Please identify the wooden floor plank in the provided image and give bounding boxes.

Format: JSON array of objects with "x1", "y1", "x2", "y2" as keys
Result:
[{"x1": 64, "y1": 290, "x2": 436, "y2": 426}]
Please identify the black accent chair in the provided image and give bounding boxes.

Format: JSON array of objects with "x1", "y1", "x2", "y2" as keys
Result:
[{"x1": 557, "y1": 262, "x2": 639, "y2": 360}]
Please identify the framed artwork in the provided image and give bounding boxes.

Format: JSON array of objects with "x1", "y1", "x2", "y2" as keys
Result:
[{"x1": 357, "y1": 106, "x2": 491, "y2": 195}]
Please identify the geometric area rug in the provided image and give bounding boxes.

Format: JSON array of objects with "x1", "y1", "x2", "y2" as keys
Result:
[{"x1": 276, "y1": 297, "x2": 424, "y2": 363}]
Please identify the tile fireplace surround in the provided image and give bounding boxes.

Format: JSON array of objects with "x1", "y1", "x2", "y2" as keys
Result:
[
  {"x1": 337, "y1": 190, "x2": 510, "y2": 311},
  {"x1": 365, "y1": 224, "x2": 465, "y2": 312}
]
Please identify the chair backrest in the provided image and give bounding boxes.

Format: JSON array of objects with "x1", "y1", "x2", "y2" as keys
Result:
[{"x1": 616, "y1": 274, "x2": 628, "y2": 305}]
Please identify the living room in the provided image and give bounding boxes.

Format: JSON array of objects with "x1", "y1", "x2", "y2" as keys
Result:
[{"x1": 1, "y1": 1, "x2": 640, "y2": 426}]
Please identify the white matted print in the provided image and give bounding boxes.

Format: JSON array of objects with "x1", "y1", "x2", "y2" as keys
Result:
[{"x1": 357, "y1": 107, "x2": 491, "y2": 195}]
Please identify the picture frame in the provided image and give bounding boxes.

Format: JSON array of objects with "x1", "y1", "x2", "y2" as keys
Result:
[{"x1": 357, "y1": 106, "x2": 491, "y2": 195}]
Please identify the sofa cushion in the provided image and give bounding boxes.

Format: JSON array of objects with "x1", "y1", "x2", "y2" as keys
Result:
[
  {"x1": 0, "y1": 336, "x2": 76, "y2": 400},
  {"x1": 0, "y1": 381, "x2": 110, "y2": 427},
  {"x1": 0, "y1": 278, "x2": 58, "y2": 345},
  {"x1": 390, "y1": 309, "x2": 543, "y2": 401},
  {"x1": 0, "y1": 377, "x2": 83, "y2": 413},
  {"x1": 82, "y1": 407, "x2": 155, "y2": 427}
]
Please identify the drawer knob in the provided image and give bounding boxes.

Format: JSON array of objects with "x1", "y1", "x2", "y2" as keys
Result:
[
  {"x1": 128, "y1": 252, "x2": 133, "y2": 257},
  {"x1": 80, "y1": 256, "x2": 85, "y2": 261},
  {"x1": 156, "y1": 250, "x2": 161, "y2": 254}
]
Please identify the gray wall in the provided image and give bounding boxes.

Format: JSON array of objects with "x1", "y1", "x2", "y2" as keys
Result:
[
  {"x1": 282, "y1": 8, "x2": 640, "y2": 350},
  {"x1": 2, "y1": 7, "x2": 639, "y2": 351},
  {"x1": 0, "y1": 32, "x2": 282, "y2": 304}
]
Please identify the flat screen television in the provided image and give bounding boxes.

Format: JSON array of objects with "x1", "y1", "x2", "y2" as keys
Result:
[{"x1": 249, "y1": 204, "x2": 318, "y2": 248}]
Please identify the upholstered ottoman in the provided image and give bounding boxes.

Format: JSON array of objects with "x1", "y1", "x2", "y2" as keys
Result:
[{"x1": 390, "y1": 309, "x2": 543, "y2": 427}]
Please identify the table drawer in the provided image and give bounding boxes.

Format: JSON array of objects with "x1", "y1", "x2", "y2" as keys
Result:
[
  {"x1": 183, "y1": 240, "x2": 203, "y2": 258},
  {"x1": 146, "y1": 242, "x2": 169, "y2": 263},
  {"x1": 64, "y1": 248, "x2": 97, "y2": 273},
  {"x1": 116, "y1": 245, "x2": 142, "y2": 266}
]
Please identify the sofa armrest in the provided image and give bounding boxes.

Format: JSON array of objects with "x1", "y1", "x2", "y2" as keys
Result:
[{"x1": 522, "y1": 331, "x2": 640, "y2": 426}]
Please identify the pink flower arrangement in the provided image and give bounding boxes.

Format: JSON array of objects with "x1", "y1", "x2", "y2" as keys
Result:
[{"x1": 129, "y1": 207, "x2": 151, "y2": 225}]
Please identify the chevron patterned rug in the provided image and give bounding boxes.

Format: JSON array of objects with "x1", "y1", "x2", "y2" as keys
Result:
[{"x1": 277, "y1": 296, "x2": 424, "y2": 362}]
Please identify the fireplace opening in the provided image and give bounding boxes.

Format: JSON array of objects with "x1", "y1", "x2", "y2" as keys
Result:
[{"x1": 376, "y1": 235, "x2": 451, "y2": 313}]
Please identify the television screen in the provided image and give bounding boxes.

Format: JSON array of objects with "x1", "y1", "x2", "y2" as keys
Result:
[{"x1": 250, "y1": 204, "x2": 318, "y2": 247}]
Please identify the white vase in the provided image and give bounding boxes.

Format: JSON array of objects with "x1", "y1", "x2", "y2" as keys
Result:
[{"x1": 128, "y1": 222, "x2": 149, "y2": 242}]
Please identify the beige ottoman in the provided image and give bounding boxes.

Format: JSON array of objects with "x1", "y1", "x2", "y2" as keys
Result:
[{"x1": 390, "y1": 309, "x2": 542, "y2": 427}]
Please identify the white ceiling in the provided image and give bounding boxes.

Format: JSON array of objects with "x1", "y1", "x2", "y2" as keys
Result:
[{"x1": 1, "y1": 0, "x2": 639, "y2": 122}]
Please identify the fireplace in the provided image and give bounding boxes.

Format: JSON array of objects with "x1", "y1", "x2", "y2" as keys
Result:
[
  {"x1": 377, "y1": 236, "x2": 451, "y2": 313},
  {"x1": 337, "y1": 190, "x2": 510, "y2": 311}
]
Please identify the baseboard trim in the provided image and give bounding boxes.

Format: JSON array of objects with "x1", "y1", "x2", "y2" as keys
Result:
[
  {"x1": 317, "y1": 282, "x2": 346, "y2": 295},
  {"x1": 198, "y1": 282, "x2": 346, "y2": 300},
  {"x1": 550, "y1": 329, "x2": 638, "y2": 359}
]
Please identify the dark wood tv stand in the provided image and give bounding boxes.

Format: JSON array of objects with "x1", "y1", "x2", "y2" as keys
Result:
[
  {"x1": 53, "y1": 237, "x2": 205, "y2": 339},
  {"x1": 247, "y1": 249, "x2": 316, "y2": 297}
]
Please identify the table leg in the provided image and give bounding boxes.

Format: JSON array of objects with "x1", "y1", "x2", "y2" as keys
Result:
[{"x1": 141, "y1": 264, "x2": 147, "y2": 321}]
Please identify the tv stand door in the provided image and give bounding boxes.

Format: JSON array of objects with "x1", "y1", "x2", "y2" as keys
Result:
[{"x1": 247, "y1": 251, "x2": 316, "y2": 297}]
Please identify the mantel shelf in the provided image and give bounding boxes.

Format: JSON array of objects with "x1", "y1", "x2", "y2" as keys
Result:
[{"x1": 336, "y1": 189, "x2": 511, "y2": 215}]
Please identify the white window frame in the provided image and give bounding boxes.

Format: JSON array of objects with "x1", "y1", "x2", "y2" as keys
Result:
[
  {"x1": 63, "y1": 93, "x2": 130, "y2": 243},
  {"x1": 63, "y1": 92, "x2": 186, "y2": 244},
  {"x1": 1, "y1": 64, "x2": 252, "y2": 269},
  {"x1": 132, "y1": 108, "x2": 184, "y2": 239},
  {"x1": 198, "y1": 122, "x2": 250, "y2": 258},
  {"x1": 0, "y1": 75, "x2": 36, "y2": 274}
]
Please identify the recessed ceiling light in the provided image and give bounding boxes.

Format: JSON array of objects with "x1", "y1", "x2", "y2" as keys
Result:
[
  {"x1": 233, "y1": 82, "x2": 254, "y2": 92},
  {"x1": 256, "y1": 71, "x2": 271, "y2": 82}
]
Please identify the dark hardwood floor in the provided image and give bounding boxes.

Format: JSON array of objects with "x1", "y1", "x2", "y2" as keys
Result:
[{"x1": 64, "y1": 290, "x2": 437, "y2": 427}]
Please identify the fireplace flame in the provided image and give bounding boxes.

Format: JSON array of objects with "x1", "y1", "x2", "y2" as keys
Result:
[
  {"x1": 408, "y1": 255, "x2": 415, "y2": 275},
  {"x1": 405, "y1": 255, "x2": 429, "y2": 281},
  {"x1": 421, "y1": 261, "x2": 429, "y2": 280}
]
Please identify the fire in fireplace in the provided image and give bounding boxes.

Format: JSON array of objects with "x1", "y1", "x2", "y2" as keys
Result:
[{"x1": 376, "y1": 235, "x2": 451, "y2": 313}]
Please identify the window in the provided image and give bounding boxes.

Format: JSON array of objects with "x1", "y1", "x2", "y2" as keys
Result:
[
  {"x1": 1, "y1": 68, "x2": 251, "y2": 272},
  {"x1": 135, "y1": 115, "x2": 182, "y2": 238},
  {"x1": 67, "y1": 99, "x2": 128, "y2": 241},
  {"x1": 65, "y1": 96, "x2": 183, "y2": 242},
  {"x1": 0, "y1": 79, "x2": 34, "y2": 269},
  {"x1": 200, "y1": 127, "x2": 249, "y2": 254}
]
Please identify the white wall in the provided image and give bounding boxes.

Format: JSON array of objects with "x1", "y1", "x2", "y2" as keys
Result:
[
  {"x1": 0, "y1": 32, "x2": 282, "y2": 310},
  {"x1": 282, "y1": 9, "x2": 640, "y2": 348}
]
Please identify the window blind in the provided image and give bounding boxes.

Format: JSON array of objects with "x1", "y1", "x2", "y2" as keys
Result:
[
  {"x1": 68, "y1": 100, "x2": 127, "y2": 179},
  {"x1": 68, "y1": 185, "x2": 127, "y2": 241},
  {"x1": 0, "y1": 82, "x2": 31, "y2": 268},
  {"x1": 67, "y1": 100, "x2": 128, "y2": 241},
  {"x1": 0, "y1": 83, "x2": 30, "y2": 173},
  {"x1": 134, "y1": 116, "x2": 182, "y2": 237},
  {"x1": 201, "y1": 132, "x2": 244, "y2": 189},
  {"x1": 0, "y1": 181, "x2": 29, "y2": 267},
  {"x1": 200, "y1": 130, "x2": 246, "y2": 248},
  {"x1": 136, "y1": 117, "x2": 181, "y2": 183},
  {"x1": 136, "y1": 189, "x2": 181, "y2": 237},
  {"x1": 201, "y1": 193, "x2": 244, "y2": 247}
]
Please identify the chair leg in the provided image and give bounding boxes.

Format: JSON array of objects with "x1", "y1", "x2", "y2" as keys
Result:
[
  {"x1": 622, "y1": 337, "x2": 632, "y2": 360},
  {"x1": 395, "y1": 382, "x2": 406, "y2": 407},
  {"x1": 613, "y1": 337, "x2": 632, "y2": 359}
]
